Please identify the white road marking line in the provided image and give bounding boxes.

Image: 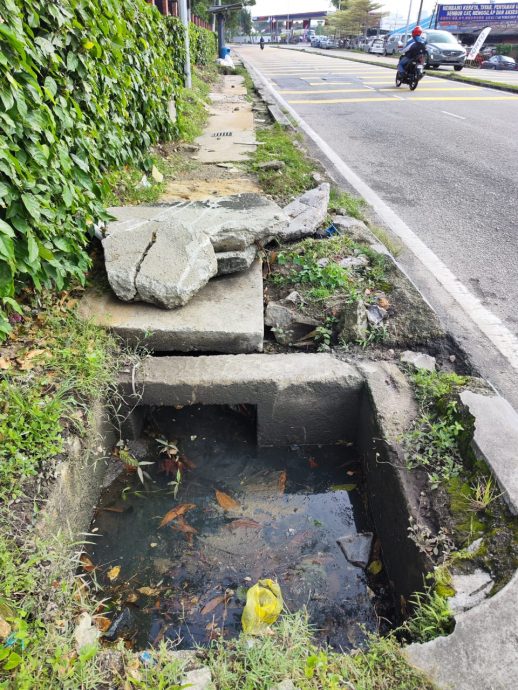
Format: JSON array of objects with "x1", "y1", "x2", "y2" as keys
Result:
[
  {"x1": 240, "y1": 53, "x2": 518, "y2": 372},
  {"x1": 442, "y1": 110, "x2": 467, "y2": 120}
]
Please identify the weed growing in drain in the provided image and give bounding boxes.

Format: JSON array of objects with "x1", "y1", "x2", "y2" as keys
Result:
[
  {"x1": 206, "y1": 610, "x2": 436, "y2": 690},
  {"x1": 403, "y1": 588, "x2": 454, "y2": 643},
  {"x1": 250, "y1": 124, "x2": 315, "y2": 204},
  {"x1": 403, "y1": 370, "x2": 468, "y2": 488}
]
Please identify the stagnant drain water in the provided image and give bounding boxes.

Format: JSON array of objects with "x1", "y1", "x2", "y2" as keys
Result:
[{"x1": 88, "y1": 405, "x2": 379, "y2": 649}]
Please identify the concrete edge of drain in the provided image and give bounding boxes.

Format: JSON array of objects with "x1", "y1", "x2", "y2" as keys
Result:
[
  {"x1": 35, "y1": 356, "x2": 518, "y2": 688},
  {"x1": 37, "y1": 399, "x2": 117, "y2": 541}
]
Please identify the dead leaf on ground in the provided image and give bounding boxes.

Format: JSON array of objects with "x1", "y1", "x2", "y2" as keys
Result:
[
  {"x1": 94, "y1": 615, "x2": 112, "y2": 632},
  {"x1": 226, "y1": 518, "x2": 261, "y2": 530},
  {"x1": 0, "y1": 357, "x2": 11, "y2": 370},
  {"x1": 79, "y1": 554, "x2": 95, "y2": 572},
  {"x1": 278, "y1": 471, "x2": 287, "y2": 493},
  {"x1": 159, "y1": 503, "x2": 196, "y2": 528},
  {"x1": 17, "y1": 348, "x2": 49, "y2": 370},
  {"x1": 126, "y1": 592, "x2": 139, "y2": 603},
  {"x1": 201, "y1": 595, "x2": 226, "y2": 615},
  {"x1": 137, "y1": 586, "x2": 160, "y2": 597},
  {"x1": 107, "y1": 565, "x2": 121, "y2": 582},
  {"x1": 215, "y1": 489, "x2": 240, "y2": 511}
]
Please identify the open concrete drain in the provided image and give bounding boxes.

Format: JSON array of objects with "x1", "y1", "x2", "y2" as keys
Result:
[{"x1": 88, "y1": 404, "x2": 381, "y2": 649}]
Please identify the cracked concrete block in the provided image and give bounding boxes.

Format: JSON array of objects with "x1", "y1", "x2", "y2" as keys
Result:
[
  {"x1": 135, "y1": 222, "x2": 217, "y2": 309},
  {"x1": 216, "y1": 245, "x2": 257, "y2": 275},
  {"x1": 400, "y1": 351, "x2": 436, "y2": 372},
  {"x1": 449, "y1": 569, "x2": 493, "y2": 614},
  {"x1": 404, "y1": 571, "x2": 518, "y2": 690},
  {"x1": 460, "y1": 390, "x2": 518, "y2": 515},
  {"x1": 102, "y1": 226, "x2": 155, "y2": 301},
  {"x1": 279, "y1": 183, "x2": 330, "y2": 241}
]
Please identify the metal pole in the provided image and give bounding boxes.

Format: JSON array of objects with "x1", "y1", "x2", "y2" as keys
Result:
[
  {"x1": 404, "y1": 0, "x2": 413, "y2": 41},
  {"x1": 416, "y1": 0, "x2": 425, "y2": 26},
  {"x1": 217, "y1": 13, "x2": 225, "y2": 58},
  {"x1": 178, "y1": 0, "x2": 192, "y2": 88}
]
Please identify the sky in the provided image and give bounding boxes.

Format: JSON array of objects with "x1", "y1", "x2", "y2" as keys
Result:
[{"x1": 252, "y1": 0, "x2": 446, "y2": 31}]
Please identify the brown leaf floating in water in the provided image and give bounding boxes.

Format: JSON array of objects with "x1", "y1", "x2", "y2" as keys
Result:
[
  {"x1": 159, "y1": 503, "x2": 196, "y2": 528},
  {"x1": 215, "y1": 489, "x2": 240, "y2": 511},
  {"x1": 278, "y1": 471, "x2": 287, "y2": 493}
]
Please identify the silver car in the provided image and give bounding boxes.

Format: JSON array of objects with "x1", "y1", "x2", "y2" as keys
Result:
[{"x1": 425, "y1": 30, "x2": 466, "y2": 71}]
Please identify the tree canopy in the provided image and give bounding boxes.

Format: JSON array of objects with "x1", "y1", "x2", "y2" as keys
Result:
[{"x1": 327, "y1": 0, "x2": 386, "y2": 36}]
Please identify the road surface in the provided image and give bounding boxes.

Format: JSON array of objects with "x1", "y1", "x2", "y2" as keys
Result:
[{"x1": 237, "y1": 45, "x2": 518, "y2": 406}]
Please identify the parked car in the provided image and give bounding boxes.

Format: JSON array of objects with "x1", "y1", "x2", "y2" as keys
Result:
[
  {"x1": 311, "y1": 36, "x2": 327, "y2": 48},
  {"x1": 480, "y1": 55, "x2": 517, "y2": 70},
  {"x1": 321, "y1": 37, "x2": 340, "y2": 49},
  {"x1": 424, "y1": 29, "x2": 466, "y2": 71},
  {"x1": 384, "y1": 34, "x2": 406, "y2": 55},
  {"x1": 369, "y1": 38, "x2": 385, "y2": 55}
]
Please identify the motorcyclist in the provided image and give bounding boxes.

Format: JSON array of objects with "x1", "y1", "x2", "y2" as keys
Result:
[
  {"x1": 397, "y1": 26, "x2": 427, "y2": 76},
  {"x1": 259, "y1": 37, "x2": 265, "y2": 50}
]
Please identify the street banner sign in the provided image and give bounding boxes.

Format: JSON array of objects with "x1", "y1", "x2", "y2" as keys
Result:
[
  {"x1": 437, "y1": 3, "x2": 518, "y2": 32},
  {"x1": 467, "y1": 26, "x2": 492, "y2": 59}
]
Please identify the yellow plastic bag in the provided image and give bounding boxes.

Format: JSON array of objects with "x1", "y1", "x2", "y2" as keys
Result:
[{"x1": 241, "y1": 579, "x2": 283, "y2": 635}]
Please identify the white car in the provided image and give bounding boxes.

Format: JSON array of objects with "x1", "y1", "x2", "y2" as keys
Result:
[{"x1": 369, "y1": 38, "x2": 385, "y2": 55}]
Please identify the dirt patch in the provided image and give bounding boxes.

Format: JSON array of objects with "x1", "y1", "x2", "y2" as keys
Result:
[{"x1": 162, "y1": 176, "x2": 260, "y2": 202}]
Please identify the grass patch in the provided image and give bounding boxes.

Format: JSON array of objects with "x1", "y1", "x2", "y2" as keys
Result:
[
  {"x1": 235, "y1": 65, "x2": 256, "y2": 100},
  {"x1": 250, "y1": 124, "x2": 315, "y2": 204},
  {"x1": 272, "y1": 236, "x2": 388, "y2": 306},
  {"x1": 207, "y1": 610, "x2": 436, "y2": 689},
  {"x1": 329, "y1": 187, "x2": 366, "y2": 221},
  {"x1": 0, "y1": 300, "x2": 117, "y2": 502},
  {"x1": 403, "y1": 370, "x2": 468, "y2": 489},
  {"x1": 369, "y1": 226, "x2": 403, "y2": 257}
]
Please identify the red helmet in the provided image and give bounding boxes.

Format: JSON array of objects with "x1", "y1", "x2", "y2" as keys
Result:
[{"x1": 412, "y1": 26, "x2": 423, "y2": 37}]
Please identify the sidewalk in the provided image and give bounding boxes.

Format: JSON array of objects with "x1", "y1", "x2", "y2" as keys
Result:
[{"x1": 276, "y1": 45, "x2": 518, "y2": 91}]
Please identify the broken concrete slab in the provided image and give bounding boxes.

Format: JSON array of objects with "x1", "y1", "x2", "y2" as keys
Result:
[
  {"x1": 78, "y1": 260, "x2": 264, "y2": 354},
  {"x1": 279, "y1": 184, "x2": 331, "y2": 241},
  {"x1": 118, "y1": 353, "x2": 363, "y2": 447},
  {"x1": 182, "y1": 667, "x2": 213, "y2": 690},
  {"x1": 449, "y1": 569, "x2": 493, "y2": 614},
  {"x1": 264, "y1": 302, "x2": 320, "y2": 346},
  {"x1": 339, "y1": 301, "x2": 368, "y2": 342},
  {"x1": 107, "y1": 196, "x2": 287, "y2": 253},
  {"x1": 133, "y1": 223, "x2": 217, "y2": 308},
  {"x1": 102, "y1": 225, "x2": 155, "y2": 302},
  {"x1": 404, "y1": 570, "x2": 518, "y2": 690},
  {"x1": 216, "y1": 245, "x2": 257, "y2": 275},
  {"x1": 337, "y1": 532, "x2": 373, "y2": 568},
  {"x1": 400, "y1": 351, "x2": 437, "y2": 372},
  {"x1": 459, "y1": 390, "x2": 518, "y2": 515}
]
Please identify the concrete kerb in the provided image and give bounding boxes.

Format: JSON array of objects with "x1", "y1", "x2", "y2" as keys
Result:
[{"x1": 272, "y1": 46, "x2": 518, "y2": 96}]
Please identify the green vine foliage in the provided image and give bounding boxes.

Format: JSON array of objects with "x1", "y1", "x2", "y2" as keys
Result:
[{"x1": 0, "y1": 0, "x2": 215, "y2": 336}]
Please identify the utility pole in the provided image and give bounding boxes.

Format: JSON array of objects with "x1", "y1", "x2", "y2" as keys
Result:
[
  {"x1": 416, "y1": 0, "x2": 425, "y2": 26},
  {"x1": 179, "y1": 0, "x2": 192, "y2": 88},
  {"x1": 404, "y1": 0, "x2": 413, "y2": 41}
]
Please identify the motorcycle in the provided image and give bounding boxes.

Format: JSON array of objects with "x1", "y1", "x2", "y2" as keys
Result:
[
  {"x1": 395, "y1": 54, "x2": 425, "y2": 91},
  {"x1": 260, "y1": 41, "x2": 264, "y2": 51}
]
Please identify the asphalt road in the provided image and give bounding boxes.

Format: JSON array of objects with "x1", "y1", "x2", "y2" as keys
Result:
[
  {"x1": 237, "y1": 46, "x2": 518, "y2": 404},
  {"x1": 289, "y1": 45, "x2": 518, "y2": 88}
]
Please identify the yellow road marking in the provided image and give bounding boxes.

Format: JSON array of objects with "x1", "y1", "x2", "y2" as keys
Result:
[
  {"x1": 287, "y1": 95, "x2": 518, "y2": 104},
  {"x1": 279, "y1": 86, "x2": 481, "y2": 94}
]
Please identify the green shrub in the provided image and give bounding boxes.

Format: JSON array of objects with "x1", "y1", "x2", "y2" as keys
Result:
[{"x1": 0, "y1": 0, "x2": 215, "y2": 337}]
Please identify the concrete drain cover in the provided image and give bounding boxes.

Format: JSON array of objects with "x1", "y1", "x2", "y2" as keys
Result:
[{"x1": 212, "y1": 131, "x2": 233, "y2": 137}]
